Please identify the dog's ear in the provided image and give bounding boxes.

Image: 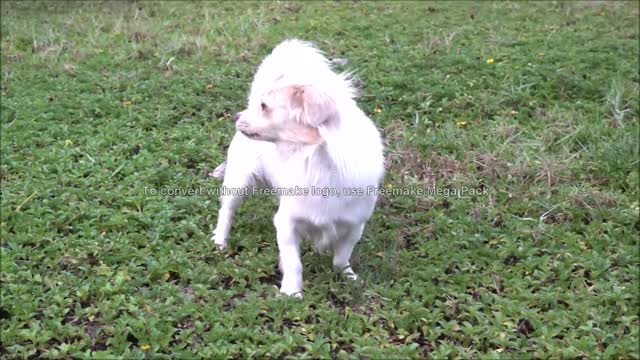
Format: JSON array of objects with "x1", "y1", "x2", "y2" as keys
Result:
[{"x1": 290, "y1": 86, "x2": 338, "y2": 127}]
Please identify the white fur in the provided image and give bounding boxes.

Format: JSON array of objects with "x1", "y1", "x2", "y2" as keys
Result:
[{"x1": 212, "y1": 39, "x2": 384, "y2": 297}]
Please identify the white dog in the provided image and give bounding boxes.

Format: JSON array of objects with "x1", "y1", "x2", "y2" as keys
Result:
[{"x1": 211, "y1": 39, "x2": 384, "y2": 297}]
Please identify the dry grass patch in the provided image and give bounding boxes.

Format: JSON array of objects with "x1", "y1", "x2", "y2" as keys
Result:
[
  {"x1": 31, "y1": 38, "x2": 69, "y2": 58},
  {"x1": 384, "y1": 119, "x2": 470, "y2": 186},
  {"x1": 387, "y1": 148, "x2": 468, "y2": 186},
  {"x1": 492, "y1": 123, "x2": 520, "y2": 142},
  {"x1": 507, "y1": 156, "x2": 571, "y2": 187},
  {"x1": 473, "y1": 152, "x2": 504, "y2": 180},
  {"x1": 129, "y1": 31, "x2": 153, "y2": 43},
  {"x1": 534, "y1": 158, "x2": 571, "y2": 187},
  {"x1": 568, "y1": 187, "x2": 618, "y2": 210},
  {"x1": 421, "y1": 31, "x2": 459, "y2": 54}
]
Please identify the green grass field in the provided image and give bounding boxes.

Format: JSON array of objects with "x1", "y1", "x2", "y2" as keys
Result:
[{"x1": 1, "y1": 1, "x2": 639, "y2": 358}]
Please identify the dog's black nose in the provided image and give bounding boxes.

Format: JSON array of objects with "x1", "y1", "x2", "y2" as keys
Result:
[{"x1": 233, "y1": 112, "x2": 241, "y2": 122}]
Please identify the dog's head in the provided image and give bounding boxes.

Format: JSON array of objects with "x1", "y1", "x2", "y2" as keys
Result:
[{"x1": 235, "y1": 85, "x2": 337, "y2": 145}]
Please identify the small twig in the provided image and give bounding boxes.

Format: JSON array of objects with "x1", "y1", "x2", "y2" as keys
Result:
[
  {"x1": 16, "y1": 191, "x2": 38, "y2": 212},
  {"x1": 539, "y1": 204, "x2": 561, "y2": 226},
  {"x1": 546, "y1": 164, "x2": 551, "y2": 188},
  {"x1": 110, "y1": 162, "x2": 126, "y2": 178},
  {"x1": 492, "y1": 273, "x2": 502, "y2": 295}
]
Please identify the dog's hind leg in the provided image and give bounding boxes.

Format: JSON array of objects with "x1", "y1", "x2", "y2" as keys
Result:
[{"x1": 332, "y1": 223, "x2": 365, "y2": 280}]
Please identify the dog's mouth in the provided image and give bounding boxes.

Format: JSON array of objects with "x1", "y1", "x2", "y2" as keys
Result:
[{"x1": 239, "y1": 129, "x2": 262, "y2": 139}]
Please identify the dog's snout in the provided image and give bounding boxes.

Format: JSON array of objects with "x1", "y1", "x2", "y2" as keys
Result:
[{"x1": 233, "y1": 112, "x2": 242, "y2": 122}]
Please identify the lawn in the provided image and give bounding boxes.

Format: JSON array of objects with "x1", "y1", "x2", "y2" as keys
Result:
[{"x1": 1, "y1": 1, "x2": 639, "y2": 358}]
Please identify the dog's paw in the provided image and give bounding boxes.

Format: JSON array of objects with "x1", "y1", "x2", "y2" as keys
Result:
[
  {"x1": 279, "y1": 279, "x2": 303, "y2": 298},
  {"x1": 343, "y1": 267, "x2": 358, "y2": 281},
  {"x1": 330, "y1": 58, "x2": 349, "y2": 66},
  {"x1": 211, "y1": 234, "x2": 227, "y2": 250},
  {"x1": 279, "y1": 288, "x2": 303, "y2": 299},
  {"x1": 335, "y1": 265, "x2": 358, "y2": 280}
]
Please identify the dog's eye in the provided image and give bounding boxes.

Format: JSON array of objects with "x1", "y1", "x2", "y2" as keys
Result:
[{"x1": 261, "y1": 102, "x2": 267, "y2": 111}]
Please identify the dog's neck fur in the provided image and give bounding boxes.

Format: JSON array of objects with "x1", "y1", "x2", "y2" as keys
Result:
[
  {"x1": 275, "y1": 125, "x2": 349, "y2": 182},
  {"x1": 273, "y1": 99, "x2": 377, "y2": 190},
  {"x1": 275, "y1": 141, "x2": 320, "y2": 160}
]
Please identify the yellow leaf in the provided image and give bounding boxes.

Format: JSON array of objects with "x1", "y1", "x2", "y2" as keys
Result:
[
  {"x1": 140, "y1": 344, "x2": 150, "y2": 351},
  {"x1": 486, "y1": 58, "x2": 495, "y2": 64}
]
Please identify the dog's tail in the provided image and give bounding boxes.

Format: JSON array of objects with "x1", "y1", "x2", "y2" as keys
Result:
[{"x1": 208, "y1": 161, "x2": 226, "y2": 179}]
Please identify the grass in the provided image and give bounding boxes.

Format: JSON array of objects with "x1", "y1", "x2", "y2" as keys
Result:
[{"x1": 1, "y1": 1, "x2": 639, "y2": 358}]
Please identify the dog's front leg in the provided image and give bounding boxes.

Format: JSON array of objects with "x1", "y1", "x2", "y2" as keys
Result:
[
  {"x1": 274, "y1": 211, "x2": 303, "y2": 298},
  {"x1": 212, "y1": 172, "x2": 252, "y2": 249},
  {"x1": 212, "y1": 194, "x2": 241, "y2": 249}
]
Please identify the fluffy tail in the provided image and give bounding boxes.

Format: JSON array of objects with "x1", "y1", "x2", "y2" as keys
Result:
[{"x1": 208, "y1": 161, "x2": 226, "y2": 179}]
